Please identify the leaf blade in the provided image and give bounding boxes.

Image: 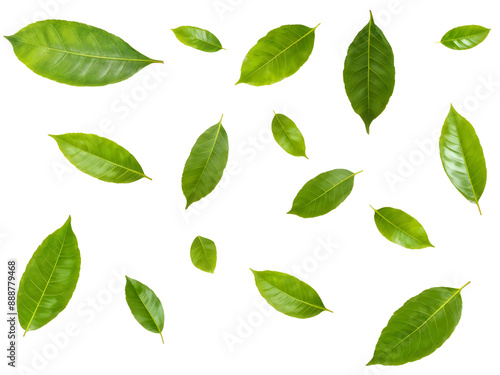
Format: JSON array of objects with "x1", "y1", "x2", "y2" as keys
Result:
[
  {"x1": 172, "y1": 26, "x2": 224, "y2": 52},
  {"x1": 272, "y1": 112, "x2": 308, "y2": 158},
  {"x1": 440, "y1": 25, "x2": 490, "y2": 50},
  {"x1": 190, "y1": 236, "x2": 217, "y2": 273}
]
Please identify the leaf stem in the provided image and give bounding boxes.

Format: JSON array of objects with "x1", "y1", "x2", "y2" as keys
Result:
[
  {"x1": 459, "y1": 281, "x2": 471, "y2": 292},
  {"x1": 159, "y1": 331, "x2": 164, "y2": 344},
  {"x1": 476, "y1": 202, "x2": 482, "y2": 215}
]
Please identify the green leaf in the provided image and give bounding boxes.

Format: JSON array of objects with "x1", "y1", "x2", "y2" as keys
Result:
[
  {"x1": 343, "y1": 11, "x2": 395, "y2": 133},
  {"x1": 172, "y1": 26, "x2": 224, "y2": 52},
  {"x1": 370, "y1": 206, "x2": 434, "y2": 249},
  {"x1": 368, "y1": 282, "x2": 469, "y2": 366},
  {"x1": 250, "y1": 269, "x2": 332, "y2": 319},
  {"x1": 182, "y1": 115, "x2": 229, "y2": 208},
  {"x1": 236, "y1": 24, "x2": 318, "y2": 86},
  {"x1": 5, "y1": 19, "x2": 162, "y2": 86},
  {"x1": 125, "y1": 276, "x2": 165, "y2": 343},
  {"x1": 50, "y1": 133, "x2": 151, "y2": 184},
  {"x1": 190, "y1": 236, "x2": 217, "y2": 273},
  {"x1": 272, "y1": 112, "x2": 308, "y2": 158},
  {"x1": 288, "y1": 169, "x2": 362, "y2": 218},
  {"x1": 17, "y1": 216, "x2": 80, "y2": 335},
  {"x1": 440, "y1": 25, "x2": 490, "y2": 50},
  {"x1": 439, "y1": 105, "x2": 487, "y2": 214}
]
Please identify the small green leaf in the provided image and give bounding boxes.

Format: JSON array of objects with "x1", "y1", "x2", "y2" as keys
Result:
[
  {"x1": 5, "y1": 20, "x2": 162, "y2": 86},
  {"x1": 439, "y1": 105, "x2": 487, "y2": 214},
  {"x1": 440, "y1": 25, "x2": 490, "y2": 50},
  {"x1": 17, "y1": 216, "x2": 80, "y2": 335},
  {"x1": 368, "y1": 282, "x2": 469, "y2": 366},
  {"x1": 50, "y1": 133, "x2": 151, "y2": 183},
  {"x1": 172, "y1": 26, "x2": 224, "y2": 52},
  {"x1": 125, "y1": 276, "x2": 165, "y2": 343},
  {"x1": 182, "y1": 115, "x2": 229, "y2": 208},
  {"x1": 251, "y1": 269, "x2": 332, "y2": 319},
  {"x1": 190, "y1": 236, "x2": 217, "y2": 273},
  {"x1": 370, "y1": 206, "x2": 434, "y2": 249},
  {"x1": 288, "y1": 169, "x2": 362, "y2": 218},
  {"x1": 236, "y1": 24, "x2": 318, "y2": 86},
  {"x1": 343, "y1": 11, "x2": 395, "y2": 133},
  {"x1": 272, "y1": 112, "x2": 308, "y2": 158}
]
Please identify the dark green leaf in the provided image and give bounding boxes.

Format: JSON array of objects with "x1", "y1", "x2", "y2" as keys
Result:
[
  {"x1": 440, "y1": 25, "x2": 490, "y2": 50},
  {"x1": 172, "y1": 26, "x2": 224, "y2": 52},
  {"x1": 272, "y1": 112, "x2": 308, "y2": 158},
  {"x1": 190, "y1": 236, "x2": 217, "y2": 273}
]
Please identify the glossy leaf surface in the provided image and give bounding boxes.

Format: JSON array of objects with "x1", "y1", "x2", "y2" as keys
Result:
[
  {"x1": 190, "y1": 236, "x2": 217, "y2": 273},
  {"x1": 125, "y1": 276, "x2": 165, "y2": 343},
  {"x1": 172, "y1": 26, "x2": 224, "y2": 52},
  {"x1": 251, "y1": 269, "x2": 331, "y2": 319},
  {"x1": 371, "y1": 206, "x2": 433, "y2": 249},
  {"x1": 343, "y1": 12, "x2": 395, "y2": 133},
  {"x1": 182, "y1": 116, "x2": 229, "y2": 208},
  {"x1": 17, "y1": 216, "x2": 80, "y2": 334},
  {"x1": 50, "y1": 133, "x2": 151, "y2": 184},
  {"x1": 439, "y1": 105, "x2": 486, "y2": 214},
  {"x1": 5, "y1": 20, "x2": 162, "y2": 86},
  {"x1": 368, "y1": 282, "x2": 469, "y2": 366},
  {"x1": 288, "y1": 169, "x2": 361, "y2": 218},
  {"x1": 237, "y1": 24, "x2": 318, "y2": 86},
  {"x1": 440, "y1": 25, "x2": 490, "y2": 50},
  {"x1": 272, "y1": 112, "x2": 307, "y2": 158}
]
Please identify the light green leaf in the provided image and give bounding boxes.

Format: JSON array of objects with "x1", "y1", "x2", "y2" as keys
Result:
[
  {"x1": 125, "y1": 276, "x2": 165, "y2": 343},
  {"x1": 5, "y1": 20, "x2": 162, "y2": 86},
  {"x1": 371, "y1": 206, "x2": 434, "y2": 249},
  {"x1": 17, "y1": 216, "x2": 80, "y2": 335},
  {"x1": 440, "y1": 25, "x2": 490, "y2": 50},
  {"x1": 272, "y1": 112, "x2": 307, "y2": 158},
  {"x1": 50, "y1": 133, "x2": 151, "y2": 183},
  {"x1": 236, "y1": 24, "x2": 318, "y2": 86},
  {"x1": 439, "y1": 105, "x2": 487, "y2": 214},
  {"x1": 172, "y1": 26, "x2": 224, "y2": 52},
  {"x1": 190, "y1": 236, "x2": 217, "y2": 273},
  {"x1": 368, "y1": 282, "x2": 469, "y2": 366},
  {"x1": 343, "y1": 11, "x2": 395, "y2": 133},
  {"x1": 182, "y1": 115, "x2": 229, "y2": 208},
  {"x1": 251, "y1": 269, "x2": 332, "y2": 319},
  {"x1": 288, "y1": 169, "x2": 362, "y2": 218}
]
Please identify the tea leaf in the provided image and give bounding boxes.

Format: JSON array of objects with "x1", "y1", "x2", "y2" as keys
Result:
[
  {"x1": 5, "y1": 20, "x2": 162, "y2": 86},
  {"x1": 172, "y1": 26, "x2": 224, "y2": 52},
  {"x1": 440, "y1": 25, "x2": 490, "y2": 50},
  {"x1": 190, "y1": 236, "x2": 217, "y2": 273},
  {"x1": 17, "y1": 216, "x2": 80, "y2": 335},
  {"x1": 251, "y1": 269, "x2": 331, "y2": 319},
  {"x1": 272, "y1": 112, "x2": 307, "y2": 158}
]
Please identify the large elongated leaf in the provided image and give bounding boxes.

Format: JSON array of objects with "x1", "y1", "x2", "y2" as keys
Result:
[
  {"x1": 439, "y1": 105, "x2": 487, "y2": 214},
  {"x1": 5, "y1": 20, "x2": 162, "y2": 86},
  {"x1": 190, "y1": 236, "x2": 217, "y2": 273},
  {"x1": 371, "y1": 206, "x2": 433, "y2": 249},
  {"x1": 368, "y1": 282, "x2": 469, "y2": 366},
  {"x1": 17, "y1": 216, "x2": 80, "y2": 335},
  {"x1": 125, "y1": 276, "x2": 165, "y2": 343},
  {"x1": 288, "y1": 169, "x2": 361, "y2": 218},
  {"x1": 50, "y1": 133, "x2": 151, "y2": 183},
  {"x1": 236, "y1": 24, "x2": 318, "y2": 86},
  {"x1": 440, "y1": 25, "x2": 490, "y2": 50},
  {"x1": 172, "y1": 26, "x2": 224, "y2": 52},
  {"x1": 343, "y1": 11, "x2": 395, "y2": 133},
  {"x1": 182, "y1": 115, "x2": 229, "y2": 208},
  {"x1": 272, "y1": 112, "x2": 308, "y2": 158},
  {"x1": 251, "y1": 269, "x2": 331, "y2": 319}
]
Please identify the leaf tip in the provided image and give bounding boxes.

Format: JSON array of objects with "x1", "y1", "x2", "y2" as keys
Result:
[
  {"x1": 303, "y1": 154, "x2": 309, "y2": 160},
  {"x1": 369, "y1": 10, "x2": 374, "y2": 22}
]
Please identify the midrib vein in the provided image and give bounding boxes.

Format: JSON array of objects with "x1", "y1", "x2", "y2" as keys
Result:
[
  {"x1": 264, "y1": 279, "x2": 330, "y2": 312},
  {"x1": 135, "y1": 289, "x2": 163, "y2": 343}
]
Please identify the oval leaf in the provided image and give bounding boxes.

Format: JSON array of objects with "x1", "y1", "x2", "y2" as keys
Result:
[
  {"x1": 343, "y1": 11, "x2": 395, "y2": 133},
  {"x1": 190, "y1": 236, "x2": 217, "y2": 273},
  {"x1": 182, "y1": 115, "x2": 229, "y2": 208},
  {"x1": 5, "y1": 20, "x2": 162, "y2": 86},
  {"x1": 17, "y1": 216, "x2": 80, "y2": 335},
  {"x1": 440, "y1": 25, "x2": 490, "y2": 50},
  {"x1": 236, "y1": 24, "x2": 318, "y2": 86},
  {"x1": 368, "y1": 282, "x2": 469, "y2": 366},
  {"x1": 288, "y1": 169, "x2": 361, "y2": 218},
  {"x1": 172, "y1": 26, "x2": 224, "y2": 52},
  {"x1": 50, "y1": 133, "x2": 151, "y2": 184},
  {"x1": 371, "y1": 206, "x2": 434, "y2": 249},
  {"x1": 251, "y1": 269, "x2": 331, "y2": 319},
  {"x1": 272, "y1": 112, "x2": 308, "y2": 158},
  {"x1": 125, "y1": 276, "x2": 165, "y2": 343},
  {"x1": 439, "y1": 105, "x2": 486, "y2": 214}
]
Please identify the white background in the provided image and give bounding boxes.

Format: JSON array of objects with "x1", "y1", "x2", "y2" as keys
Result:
[{"x1": 1, "y1": 0, "x2": 499, "y2": 374}]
